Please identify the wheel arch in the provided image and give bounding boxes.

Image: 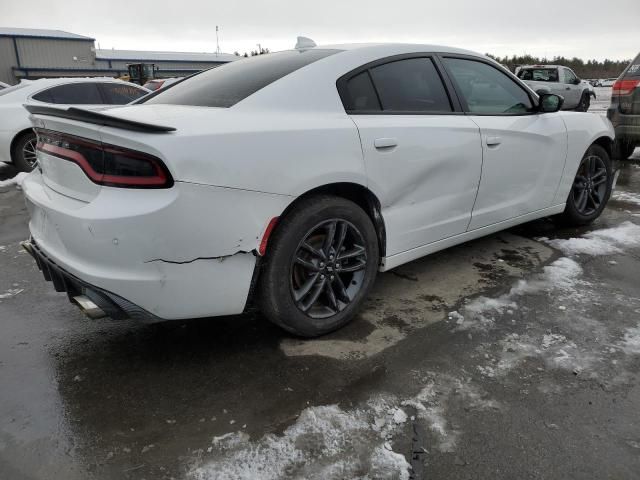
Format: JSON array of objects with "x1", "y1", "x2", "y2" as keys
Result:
[
  {"x1": 593, "y1": 135, "x2": 613, "y2": 158},
  {"x1": 277, "y1": 182, "x2": 387, "y2": 258}
]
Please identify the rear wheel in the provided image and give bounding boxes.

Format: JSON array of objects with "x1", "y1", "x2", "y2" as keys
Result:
[
  {"x1": 557, "y1": 144, "x2": 612, "y2": 226},
  {"x1": 259, "y1": 195, "x2": 379, "y2": 337},
  {"x1": 576, "y1": 92, "x2": 590, "y2": 112},
  {"x1": 12, "y1": 131, "x2": 38, "y2": 172}
]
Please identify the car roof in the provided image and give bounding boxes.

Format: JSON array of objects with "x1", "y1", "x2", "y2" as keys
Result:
[{"x1": 318, "y1": 42, "x2": 481, "y2": 57}]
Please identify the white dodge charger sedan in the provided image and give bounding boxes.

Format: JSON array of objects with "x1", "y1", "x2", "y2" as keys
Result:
[{"x1": 21, "y1": 43, "x2": 615, "y2": 337}]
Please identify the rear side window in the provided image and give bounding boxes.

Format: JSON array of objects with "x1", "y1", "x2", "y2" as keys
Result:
[
  {"x1": 444, "y1": 58, "x2": 534, "y2": 115},
  {"x1": 99, "y1": 83, "x2": 148, "y2": 104},
  {"x1": 33, "y1": 83, "x2": 103, "y2": 104},
  {"x1": 517, "y1": 68, "x2": 558, "y2": 82},
  {"x1": 623, "y1": 53, "x2": 640, "y2": 78},
  {"x1": 369, "y1": 58, "x2": 452, "y2": 112},
  {"x1": 143, "y1": 49, "x2": 340, "y2": 108},
  {"x1": 344, "y1": 72, "x2": 381, "y2": 111}
]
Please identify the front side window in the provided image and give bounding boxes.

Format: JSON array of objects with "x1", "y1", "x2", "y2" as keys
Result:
[
  {"x1": 143, "y1": 49, "x2": 340, "y2": 108},
  {"x1": 563, "y1": 69, "x2": 578, "y2": 84},
  {"x1": 99, "y1": 83, "x2": 148, "y2": 104},
  {"x1": 444, "y1": 58, "x2": 534, "y2": 115},
  {"x1": 33, "y1": 83, "x2": 103, "y2": 104}
]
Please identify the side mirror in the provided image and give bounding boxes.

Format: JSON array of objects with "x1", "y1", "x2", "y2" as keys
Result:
[
  {"x1": 538, "y1": 93, "x2": 564, "y2": 113},
  {"x1": 573, "y1": 78, "x2": 581, "y2": 85}
]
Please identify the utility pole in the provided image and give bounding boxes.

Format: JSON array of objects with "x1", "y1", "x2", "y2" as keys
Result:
[
  {"x1": 216, "y1": 26, "x2": 221, "y2": 55},
  {"x1": 257, "y1": 43, "x2": 262, "y2": 54}
]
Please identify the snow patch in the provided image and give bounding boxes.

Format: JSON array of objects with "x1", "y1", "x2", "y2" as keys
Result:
[
  {"x1": 612, "y1": 190, "x2": 640, "y2": 207},
  {"x1": 541, "y1": 222, "x2": 640, "y2": 256},
  {"x1": 191, "y1": 404, "x2": 410, "y2": 480},
  {"x1": 0, "y1": 172, "x2": 28, "y2": 189},
  {"x1": 620, "y1": 325, "x2": 640, "y2": 355},
  {"x1": 457, "y1": 258, "x2": 583, "y2": 331},
  {"x1": 0, "y1": 288, "x2": 24, "y2": 299}
]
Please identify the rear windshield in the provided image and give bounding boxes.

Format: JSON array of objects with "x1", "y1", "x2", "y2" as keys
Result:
[
  {"x1": 517, "y1": 68, "x2": 559, "y2": 82},
  {"x1": 623, "y1": 53, "x2": 640, "y2": 78},
  {"x1": 142, "y1": 49, "x2": 340, "y2": 108}
]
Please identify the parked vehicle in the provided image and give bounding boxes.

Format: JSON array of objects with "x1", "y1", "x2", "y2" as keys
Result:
[
  {"x1": 143, "y1": 77, "x2": 183, "y2": 92},
  {"x1": 0, "y1": 78, "x2": 149, "y2": 172},
  {"x1": 607, "y1": 52, "x2": 640, "y2": 159},
  {"x1": 21, "y1": 43, "x2": 614, "y2": 337},
  {"x1": 601, "y1": 78, "x2": 617, "y2": 87},
  {"x1": 516, "y1": 65, "x2": 592, "y2": 111},
  {"x1": 0, "y1": 81, "x2": 10, "y2": 90}
]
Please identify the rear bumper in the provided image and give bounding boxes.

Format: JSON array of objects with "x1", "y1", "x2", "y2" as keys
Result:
[
  {"x1": 21, "y1": 170, "x2": 291, "y2": 320},
  {"x1": 607, "y1": 108, "x2": 640, "y2": 143},
  {"x1": 22, "y1": 238, "x2": 159, "y2": 321}
]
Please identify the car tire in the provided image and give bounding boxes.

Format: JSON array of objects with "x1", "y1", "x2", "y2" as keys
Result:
[
  {"x1": 612, "y1": 141, "x2": 636, "y2": 160},
  {"x1": 12, "y1": 131, "x2": 38, "y2": 172},
  {"x1": 259, "y1": 195, "x2": 379, "y2": 338},
  {"x1": 576, "y1": 92, "x2": 590, "y2": 112},
  {"x1": 557, "y1": 144, "x2": 612, "y2": 226}
]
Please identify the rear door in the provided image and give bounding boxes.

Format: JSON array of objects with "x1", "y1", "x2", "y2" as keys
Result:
[
  {"x1": 441, "y1": 56, "x2": 567, "y2": 230},
  {"x1": 339, "y1": 55, "x2": 483, "y2": 256}
]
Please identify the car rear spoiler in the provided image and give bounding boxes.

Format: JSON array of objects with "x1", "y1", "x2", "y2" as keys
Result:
[{"x1": 24, "y1": 105, "x2": 176, "y2": 133}]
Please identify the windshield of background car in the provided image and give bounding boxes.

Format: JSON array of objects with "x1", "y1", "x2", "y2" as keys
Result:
[
  {"x1": 142, "y1": 49, "x2": 340, "y2": 107},
  {"x1": 517, "y1": 68, "x2": 559, "y2": 82}
]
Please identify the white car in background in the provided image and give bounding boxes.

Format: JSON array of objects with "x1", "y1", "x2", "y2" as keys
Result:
[
  {"x1": 601, "y1": 78, "x2": 617, "y2": 87},
  {"x1": 0, "y1": 80, "x2": 11, "y2": 90},
  {"x1": 22, "y1": 43, "x2": 614, "y2": 337},
  {"x1": 0, "y1": 78, "x2": 149, "y2": 171}
]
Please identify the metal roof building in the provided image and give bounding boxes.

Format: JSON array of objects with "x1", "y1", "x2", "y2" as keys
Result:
[{"x1": 0, "y1": 27, "x2": 237, "y2": 85}]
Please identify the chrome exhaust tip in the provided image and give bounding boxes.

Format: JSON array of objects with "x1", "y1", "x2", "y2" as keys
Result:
[
  {"x1": 73, "y1": 295, "x2": 107, "y2": 319},
  {"x1": 20, "y1": 240, "x2": 35, "y2": 257}
]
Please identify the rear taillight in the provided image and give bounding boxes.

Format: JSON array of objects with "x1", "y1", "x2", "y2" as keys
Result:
[
  {"x1": 35, "y1": 129, "x2": 173, "y2": 188},
  {"x1": 612, "y1": 79, "x2": 640, "y2": 96}
]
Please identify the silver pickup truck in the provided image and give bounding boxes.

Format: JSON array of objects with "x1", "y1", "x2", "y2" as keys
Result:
[{"x1": 515, "y1": 65, "x2": 593, "y2": 111}]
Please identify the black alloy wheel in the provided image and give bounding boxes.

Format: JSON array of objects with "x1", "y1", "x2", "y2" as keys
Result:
[
  {"x1": 557, "y1": 143, "x2": 612, "y2": 226},
  {"x1": 259, "y1": 195, "x2": 379, "y2": 337},
  {"x1": 290, "y1": 219, "x2": 367, "y2": 318},
  {"x1": 571, "y1": 154, "x2": 608, "y2": 216}
]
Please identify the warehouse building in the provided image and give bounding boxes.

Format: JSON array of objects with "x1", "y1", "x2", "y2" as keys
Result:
[{"x1": 0, "y1": 27, "x2": 238, "y2": 85}]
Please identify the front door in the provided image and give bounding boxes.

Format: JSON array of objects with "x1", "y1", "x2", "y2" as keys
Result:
[{"x1": 441, "y1": 56, "x2": 568, "y2": 230}]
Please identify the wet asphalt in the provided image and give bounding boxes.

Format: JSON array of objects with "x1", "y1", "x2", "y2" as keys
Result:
[{"x1": 1, "y1": 127, "x2": 640, "y2": 478}]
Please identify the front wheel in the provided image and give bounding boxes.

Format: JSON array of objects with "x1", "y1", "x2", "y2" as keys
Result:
[
  {"x1": 576, "y1": 92, "x2": 590, "y2": 112},
  {"x1": 557, "y1": 144, "x2": 612, "y2": 226},
  {"x1": 259, "y1": 195, "x2": 379, "y2": 337}
]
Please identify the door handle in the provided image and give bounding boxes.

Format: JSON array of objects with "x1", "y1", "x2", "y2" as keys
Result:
[
  {"x1": 486, "y1": 135, "x2": 502, "y2": 146},
  {"x1": 374, "y1": 138, "x2": 398, "y2": 149},
  {"x1": 565, "y1": 87, "x2": 571, "y2": 90}
]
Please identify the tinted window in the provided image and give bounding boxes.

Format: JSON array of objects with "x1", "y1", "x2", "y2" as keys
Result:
[
  {"x1": 517, "y1": 68, "x2": 558, "y2": 82},
  {"x1": 143, "y1": 49, "x2": 340, "y2": 108},
  {"x1": 100, "y1": 83, "x2": 147, "y2": 104},
  {"x1": 563, "y1": 69, "x2": 577, "y2": 84},
  {"x1": 444, "y1": 58, "x2": 534, "y2": 114},
  {"x1": 34, "y1": 83, "x2": 103, "y2": 104},
  {"x1": 344, "y1": 71, "x2": 381, "y2": 111},
  {"x1": 369, "y1": 58, "x2": 452, "y2": 112},
  {"x1": 623, "y1": 53, "x2": 640, "y2": 78}
]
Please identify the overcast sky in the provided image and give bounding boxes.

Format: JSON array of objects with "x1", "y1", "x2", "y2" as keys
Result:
[{"x1": 3, "y1": 0, "x2": 639, "y2": 60}]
